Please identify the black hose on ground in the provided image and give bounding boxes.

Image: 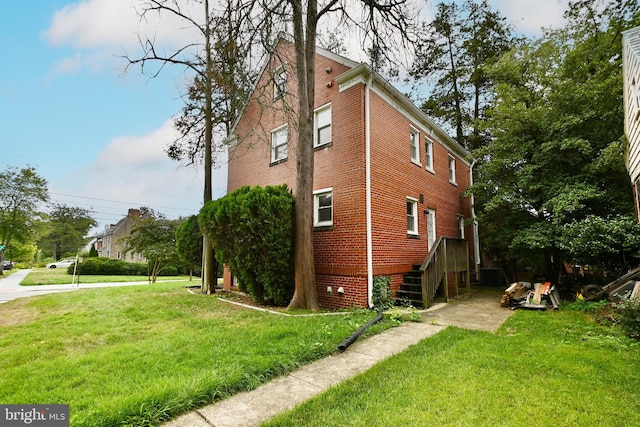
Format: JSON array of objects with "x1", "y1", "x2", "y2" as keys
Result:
[{"x1": 337, "y1": 309, "x2": 383, "y2": 352}]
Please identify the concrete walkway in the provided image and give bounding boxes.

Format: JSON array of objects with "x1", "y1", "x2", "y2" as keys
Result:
[
  {"x1": 164, "y1": 288, "x2": 512, "y2": 427},
  {"x1": 0, "y1": 269, "x2": 154, "y2": 304}
]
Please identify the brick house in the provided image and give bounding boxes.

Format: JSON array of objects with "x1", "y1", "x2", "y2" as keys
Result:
[
  {"x1": 95, "y1": 209, "x2": 145, "y2": 263},
  {"x1": 225, "y1": 38, "x2": 479, "y2": 308},
  {"x1": 623, "y1": 26, "x2": 640, "y2": 221}
]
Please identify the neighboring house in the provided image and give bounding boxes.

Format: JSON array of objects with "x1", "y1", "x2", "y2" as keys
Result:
[
  {"x1": 95, "y1": 209, "x2": 145, "y2": 262},
  {"x1": 225, "y1": 38, "x2": 479, "y2": 309},
  {"x1": 623, "y1": 26, "x2": 640, "y2": 222}
]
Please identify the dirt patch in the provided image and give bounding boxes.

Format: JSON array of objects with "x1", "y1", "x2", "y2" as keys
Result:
[{"x1": 0, "y1": 300, "x2": 40, "y2": 327}]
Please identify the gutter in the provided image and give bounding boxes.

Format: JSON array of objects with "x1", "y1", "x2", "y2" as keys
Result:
[{"x1": 365, "y1": 73, "x2": 374, "y2": 308}]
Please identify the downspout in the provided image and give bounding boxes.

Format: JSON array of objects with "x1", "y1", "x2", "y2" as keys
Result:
[
  {"x1": 365, "y1": 71, "x2": 374, "y2": 308},
  {"x1": 470, "y1": 159, "x2": 481, "y2": 281}
]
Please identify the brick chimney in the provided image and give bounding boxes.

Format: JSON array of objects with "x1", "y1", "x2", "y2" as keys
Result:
[{"x1": 128, "y1": 209, "x2": 141, "y2": 219}]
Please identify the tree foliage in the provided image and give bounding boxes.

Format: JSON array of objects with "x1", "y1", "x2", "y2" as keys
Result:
[
  {"x1": 175, "y1": 214, "x2": 204, "y2": 276},
  {"x1": 411, "y1": 0, "x2": 514, "y2": 149},
  {"x1": 38, "y1": 203, "x2": 97, "y2": 261},
  {"x1": 0, "y1": 166, "x2": 48, "y2": 275},
  {"x1": 122, "y1": 208, "x2": 181, "y2": 283},
  {"x1": 199, "y1": 185, "x2": 295, "y2": 305},
  {"x1": 470, "y1": 0, "x2": 640, "y2": 280}
]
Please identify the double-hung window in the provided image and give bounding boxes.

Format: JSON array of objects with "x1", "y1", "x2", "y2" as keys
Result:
[
  {"x1": 314, "y1": 104, "x2": 332, "y2": 147},
  {"x1": 314, "y1": 188, "x2": 333, "y2": 227},
  {"x1": 271, "y1": 125, "x2": 288, "y2": 163},
  {"x1": 410, "y1": 128, "x2": 420, "y2": 164},
  {"x1": 274, "y1": 65, "x2": 287, "y2": 99},
  {"x1": 448, "y1": 154, "x2": 457, "y2": 184},
  {"x1": 457, "y1": 215, "x2": 465, "y2": 239},
  {"x1": 407, "y1": 197, "x2": 418, "y2": 235},
  {"x1": 425, "y1": 139, "x2": 434, "y2": 172}
]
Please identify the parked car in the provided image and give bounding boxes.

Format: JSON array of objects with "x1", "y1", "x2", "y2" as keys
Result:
[
  {"x1": 3, "y1": 260, "x2": 13, "y2": 270},
  {"x1": 46, "y1": 258, "x2": 76, "y2": 269}
]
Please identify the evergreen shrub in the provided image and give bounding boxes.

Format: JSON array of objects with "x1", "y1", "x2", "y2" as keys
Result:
[{"x1": 199, "y1": 185, "x2": 295, "y2": 305}]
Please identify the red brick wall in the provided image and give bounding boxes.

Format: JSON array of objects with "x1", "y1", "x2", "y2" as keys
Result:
[
  {"x1": 226, "y1": 41, "x2": 473, "y2": 308},
  {"x1": 368, "y1": 91, "x2": 472, "y2": 289}
]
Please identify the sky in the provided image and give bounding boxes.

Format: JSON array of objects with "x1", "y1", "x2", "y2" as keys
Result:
[{"x1": 0, "y1": 0, "x2": 569, "y2": 235}]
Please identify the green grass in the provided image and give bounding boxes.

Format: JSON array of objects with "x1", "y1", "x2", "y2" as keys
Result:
[
  {"x1": 20, "y1": 267, "x2": 192, "y2": 286},
  {"x1": 0, "y1": 282, "x2": 392, "y2": 426},
  {"x1": 263, "y1": 309, "x2": 640, "y2": 427}
]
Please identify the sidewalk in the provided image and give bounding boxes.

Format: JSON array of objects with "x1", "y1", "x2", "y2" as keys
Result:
[
  {"x1": 0, "y1": 269, "x2": 153, "y2": 304},
  {"x1": 164, "y1": 289, "x2": 512, "y2": 427}
]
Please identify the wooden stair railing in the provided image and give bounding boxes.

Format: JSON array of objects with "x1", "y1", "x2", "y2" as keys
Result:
[{"x1": 419, "y1": 237, "x2": 471, "y2": 308}]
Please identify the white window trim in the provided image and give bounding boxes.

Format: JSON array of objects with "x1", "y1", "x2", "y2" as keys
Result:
[
  {"x1": 314, "y1": 187, "x2": 333, "y2": 227},
  {"x1": 448, "y1": 154, "x2": 457, "y2": 185},
  {"x1": 407, "y1": 197, "x2": 419, "y2": 235},
  {"x1": 271, "y1": 124, "x2": 288, "y2": 163},
  {"x1": 410, "y1": 127, "x2": 421, "y2": 165},
  {"x1": 425, "y1": 138, "x2": 434, "y2": 173},
  {"x1": 314, "y1": 103, "x2": 332, "y2": 148},
  {"x1": 427, "y1": 209, "x2": 436, "y2": 249}
]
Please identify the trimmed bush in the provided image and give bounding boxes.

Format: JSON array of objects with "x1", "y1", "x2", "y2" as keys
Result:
[
  {"x1": 74, "y1": 258, "x2": 147, "y2": 276},
  {"x1": 200, "y1": 185, "x2": 294, "y2": 305}
]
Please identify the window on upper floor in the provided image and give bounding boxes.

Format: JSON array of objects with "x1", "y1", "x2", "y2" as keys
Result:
[
  {"x1": 457, "y1": 215, "x2": 465, "y2": 239},
  {"x1": 407, "y1": 197, "x2": 418, "y2": 236},
  {"x1": 274, "y1": 65, "x2": 287, "y2": 99},
  {"x1": 314, "y1": 104, "x2": 332, "y2": 148},
  {"x1": 425, "y1": 139, "x2": 434, "y2": 172},
  {"x1": 448, "y1": 154, "x2": 457, "y2": 185},
  {"x1": 410, "y1": 128, "x2": 420, "y2": 164},
  {"x1": 314, "y1": 188, "x2": 333, "y2": 227},
  {"x1": 271, "y1": 125, "x2": 288, "y2": 163},
  {"x1": 427, "y1": 209, "x2": 436, "y2": 249}
]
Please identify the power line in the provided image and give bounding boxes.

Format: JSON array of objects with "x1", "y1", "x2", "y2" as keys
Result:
[{"x1": 48, "y1": 192, "x2": 198, "y2": 213}]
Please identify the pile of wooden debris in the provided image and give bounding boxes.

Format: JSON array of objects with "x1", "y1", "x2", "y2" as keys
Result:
[{"x1": 501, "y1": 281, "x2": 561, "y2": 310}]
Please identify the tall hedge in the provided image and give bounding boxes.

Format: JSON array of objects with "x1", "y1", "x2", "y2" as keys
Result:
[{"x1": 199, "y1": 185, "x2": 295, "y2": 305}]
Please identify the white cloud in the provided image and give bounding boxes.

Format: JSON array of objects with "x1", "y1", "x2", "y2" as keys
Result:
[
  {"x1": 57, "y1": 119, "x2": 227, "y2": 229},
  {"x1": 43, "y1": 0, "x2": 204, "y2": 76},
  {"x1": 491, "y1": 0, "x2": 569, "y2": 36}
]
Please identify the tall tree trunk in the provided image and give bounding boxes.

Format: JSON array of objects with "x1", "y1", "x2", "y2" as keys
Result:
[
  {"x1": 202, "y1": 0, "x2": 216, "y2": 294},
  {"x1": 287, "y1": 0, "x2": 319, "y2": 311}
]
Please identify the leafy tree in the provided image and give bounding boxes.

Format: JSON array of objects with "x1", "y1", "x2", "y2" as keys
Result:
[
  {"x1": 411, "y1": 0, "x2": 514, "y2": 149},
  {"x1": 470, "y1": 0, "x2": 640, "y2": 281},
  {"x1": 199, "y1": 185, "x2": 295, "y2": 305},
  {"x1": 175, "y1": 214, "x2": 204, "y2": 280},
  {"x1": 122, "y1": 208, "x2": 181, "y2": 283},
  {"x1": 38, "y1": 203, "x2": 97, "y2": 260},
  {"x1": 88, "y1": 245, "x2": 99, "y2": 258},
  {"x1": 0, "y1": 166, "x2": 48, "y2": 275}
]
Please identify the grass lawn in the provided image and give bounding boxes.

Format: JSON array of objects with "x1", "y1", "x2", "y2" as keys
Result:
[
  {"x1": 20, "y1": 267, "x2": 193, "y2": 286},
  {"x1": 264, "y1": 308, "x2": 640, "y2": 427},
  {"x1": 0, "y1": 282, "x2": 392, "y2": 426}
]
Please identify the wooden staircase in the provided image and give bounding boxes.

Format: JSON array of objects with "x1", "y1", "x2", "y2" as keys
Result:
[
  {"x1": 396, "y1": 265, "x2": 424, "y2": 307},
  {"x1": 396, "y1": 237, "x2": 472, "y2": 308}
]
